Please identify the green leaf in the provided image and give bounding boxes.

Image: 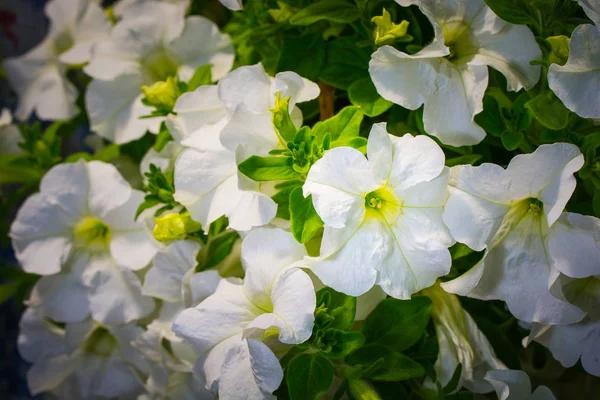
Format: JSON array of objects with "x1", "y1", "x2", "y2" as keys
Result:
[
  {"x1": 64, "y1": 152, "x2": 93, "y2": 163},
  {"x1": 0, "y1": 165, "x2": 42, "y2": 185},
  {"x1": 277, "y1": 34, "x2": 326, "y2": 81},
  {"x1": 187, "y1": 64, "x2": 212, "y2": 91},
  {"x1": 0, "y1": 281, "x2": 22, "y2": 304},
  {"x1": 445, "y1": 154, "x2": 482, "y2": 167},
  {"x1": 325, "y1": 331, "x2": 365, "y2": 358},
  {"x1": 153, "y1": 124, "x2": 173, "y2": 152},
  {"x1": 289, "y1": 0, "x2": 360, "y2": 26},
  {"x1": 501, "y1": 130, "x2": 524, "y2": 151},
  {"x1": 94, "y1": 144, "x2": 120, "y2": 162},
  {"x1": 290, "y1": 187, "x2": 324, "y2": 243},
  {"x1": 272, "y1": 181, "x2": 303, "y2": 220},
  {"x1": 348, "y1": 78, "x2": 393, "y2": 117},
  {"x1": 443, "y1": 363, "x2": 463, "y2": 394},
  {"x1": 346, "y1": 344, "x2": 425, "y2": 382},
  {"x1": 135, "y1": 196, "x2": 161, "y2": 219},
  {"x1": 347, "y1": 379, "x2": 382, "y2": 400},
  {"x1": 316, "y1": 287, "x2": 357, "y2": 330},
  {"x1": 287, "y1": 353, "x2": 334, "y2": 400},
  {"x1": 525, "y1": 93, "x2": 570, "y2": 130},
  {"x1": 202, "y1": 231, "x2": 240, "y2": 270},
  {"x1": 319, "y1": 37, "x2": 371, "y2": 89},
  {"x1": 483, "y1": 0, "x2": 536, "y2": 25},
  {"x1": 312, "y1": 106, "x2": 364, "y2": 142},
  {"x1": 474, "y1": 96, "x2": 505, "y2": 137},
  {"x1": 238, "y1": 155, "x2": 300, "y2": 181},
  {"x1": 362, "y1": 296, "x2": 432, "y2": 352}
]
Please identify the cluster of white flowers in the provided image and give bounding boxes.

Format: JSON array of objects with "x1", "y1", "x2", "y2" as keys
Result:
[{"x1": 4, "y1": 0, "x2": 600, "y2": 399}]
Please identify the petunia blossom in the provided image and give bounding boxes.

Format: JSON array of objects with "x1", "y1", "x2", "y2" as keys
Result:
[
  {"x1": 304, "y1": 123, "x2": 454, "y2": 298},
  {"x1": 0, "y1": 108, "x2": 23, "y2": 156},
  {"x1": 84, "y1": 1, "x2": 234, "y2": 143},
  {"x1": 369, "y1": 0, "x2": 541, "y2": 146},
  {"x1": 484, "y1": 370, "x2": 556, "y2": 400},
  {"x1": 18, "y1": 308, "x2": 149, "y2": 398},
  {"x1": 442, "y1": 144, "x2": 598, "y2": 325},
  {"x1": 3, "y1": 0, "x2": 110, "y2": 121},
  {"x1": 172, "y1": 228, "x2": 316, "y2": 400}
]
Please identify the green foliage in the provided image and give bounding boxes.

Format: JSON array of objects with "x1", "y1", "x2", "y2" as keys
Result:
[
  {"x1": 136, "y1": 164, "x2": 180, "y2": 219},
  {"x1": 0, "y1": 267, "x2": 39, "y2": 306},
  {"x1": 277, "y1": 34, "x2": 326, "y2": 81},
  {"x1": 187, "y1": 64, "x2": 213, "y2": 91},
  {"x1": 346, "y1": 345, "x2": 424, "y2": 382},
  {"x1": 238, "y1": 155, "x2": 300, "y2": 181},
  {"x1": 525, "y1": 92, "x2": 571, "y2": 130},
  {"x1": 286, "y1": 353, "x2": 334, "y2": 400},
  {"x1": 289, "y1": 187, "x2": 323, "y2": 243},
  {"x1": 348, "y1": 78, "x2": 393, "y2": 117},
  {"x1": 289, "y1": 0, "x2": 361, "y2": 26}
]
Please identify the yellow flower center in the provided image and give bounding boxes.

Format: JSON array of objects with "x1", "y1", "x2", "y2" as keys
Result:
[
  {"x1": 442, "y1": 19, "x2": 476, "y2": 63},
  {"x1": 364, "y1": 187, "x2": 403, "y2": 221},
  {"x1": 142, "y1": 48, "x2": 179, "y2": 82},
  {"x1": 83, "y1": 326, "x2": 117, "y2": 357},
  {"x1": 53, "y1": 30, "x2": 74, "y2": 57},
  {"x1": 73, "y1": 216, "x2": 111, "y2": 251}
]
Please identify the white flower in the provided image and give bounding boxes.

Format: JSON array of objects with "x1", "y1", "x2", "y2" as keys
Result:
[
  {"x1": 219, "y1": 0, "x2": 243, "y2": 11},
  {"x1": 441, "y1": 144, "x2": 598, "y2": 324},
  {"x1": 369, "y1": 0, "x2": 541, "y2": 146},
  {"x1": 548, "y1": 23, "x2": 600, "y2": 118},
  {"x1": 422, "y1": 282, "x2": 505, "y2": 393},
  {"x1": 304, "y1": 123, "x2": 453, "y2": 298},
  {"x1": 577, "y1": 0, "x2": 600, "y2": 26},
  {"x1": 112, "y1": 0, "x2": 191, "y2": 17},
  {"x1": 10, "y1": 160, "x2": 158, "y2": 324},
  {"x1": 3, "y1": 0, "x2": 110, "y2": 121},
  {"x1": 140, "y1": 116, "x2": 187, "y2": 177},
  {"x1": 172, "y1": 83, "x2": 277, "y2": 231},
  {"x1": 18, "y1": 308, "x2": 149, "y2": 398},
  {"x1": 219, "y1": 63, "x2": 319, "y2": 156},
  {"x1": 173, "y1": 228, "x2": 316, "y2": 400},
  {"x1": 0, "y1": 108, "x2": 23, "y2": 156},
  {"x1": 84, "y1": 2, "x2": 234, "y2": 144},
  {"x1": 484, "y1": 370, "x2": 556, "y2": 400}
]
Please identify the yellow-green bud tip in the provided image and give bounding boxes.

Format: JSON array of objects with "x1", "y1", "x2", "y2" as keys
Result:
[
  {"x1": 141, "y1": 76, "x2": 180, "y2": 111},
  {"x1": 546, "y1": 35, "x2": 570, "y2": 66},
  {"x1": 152, "y1": 212, "x2": 201, "y2": 243},
  {"x1": 372, "y1": 9, "x2": 409, "y2": 46}
]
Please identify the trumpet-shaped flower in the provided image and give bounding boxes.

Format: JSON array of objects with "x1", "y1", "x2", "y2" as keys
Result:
[
  {"x1": 84, "y1": 1, "x2": 234, "y2": 143},
  {"x1": 18, "y1": 308, "x2": 149, "y2": 398},
  {"x1": 304, "y1": 123, "x2": 453, "y2": 298},
  {"x1": 218, "y1": 63, "x2": 320, "y2": 156},
  {"x1": 548, "y1": 22, "x2": 600, "y2": 118},
  {"x1": 369, "y1": 0, "x2": 541, "y2": 146},
  {"x1": 0, "y1": 108, "x2": 23, "y2": 156},
  {"x1": 172, "y1": 228, "x2": 316, "y2": 399},
  {"x1": 442, "y1": 144, "x2": 598, "y2": 324},
  {"x1": 3, "y1": 0, "x2": 110, "y2": 121},
  {"x1": 484, "y1": 370, "x2": 556, "y2": 400},
  {"x1": 422, "y1": 282, "x2": 506, "y2": 393},
  {"x1": 173, "y1": 82, "x2": 278, "y2": 231}
]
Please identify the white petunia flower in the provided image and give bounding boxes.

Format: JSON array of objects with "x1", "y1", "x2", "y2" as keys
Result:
[
  {"x1": 112, "y1": 0, "x2": 191, "y2": 17},
  {"x1": 10, "y1": 160, "x2": 158, "y2": 324},
  {"x1": 304, "y1": 123, "x2": 453, "y2": 298},
  {"x1": 172, "y1": 82, "x2": 277, "y2": 231},
  {"x1": 3, "y1": 0, "x2": 110, "y2": 121},
  {"x1": 219, "y1": 0, "x2": 243, "y2": 11},
  {"x1": 18, "y1": 308, "x2": 149, "y2": 398},
  {"x1": 422, "y1": 282, "x2": 506, "y2": 393},
  {"x1": 0, "y1": 108, "x2": 23, "y2": 155},
  {"x1": 441, "y1": 144, "x2": 597, "y2": 325},
  {"x1": 218, "y1": 63, "x2": 320, "y2": 156},
  {"x1": 369, "y1": 0, "x2": 541, "y2": 146},
  {"x1": 548, "y1": 20, "x2": 600, "y2": 118},
  {"x1": 484, "y1": 370, "x2": 556, "y2": 400},
  {"x1": 84, "y1": 1, "x2": 234, "y2": 144},
  {"x1": 173, "y1": 228, "x2": 316, "y2": 400}
]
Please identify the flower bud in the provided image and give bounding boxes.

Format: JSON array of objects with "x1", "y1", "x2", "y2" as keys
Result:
[
  {"x1": 153, "y1": 212, "x2": 202, "y2": 242},
  {"x1": 372, "y1": 9, "x2": 409, "y2": 46}
]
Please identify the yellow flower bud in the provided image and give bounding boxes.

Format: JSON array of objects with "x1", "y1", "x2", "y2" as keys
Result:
[
  {"x1": 546, "y1": 35, "x2": 570, "y2": 66},
  {"x1": 141, "y1": 76, "x2": 180, "y2": 111},
  {"x1": 372, "y1": 9, "x2": 409, "y2": 46},
  {"x1": 152, "y1": 212, "x2": 202, "y2": 243}
]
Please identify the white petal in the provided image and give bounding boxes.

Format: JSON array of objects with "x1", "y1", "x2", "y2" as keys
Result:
[
  {"x1": 219, "y1": 0, "x2": 244, "y2": 11},
  {"x1": 82, "y1": 255, "x2": 155, "y2": 325},
  {"x1": 40, "y1": 161, "x2": 89, "y2": 219},
  {"x1": 547, "y1": 212, "x2": 600, "y2": 279},
  {"x1": 86, "y1": 160, "x2": 133, "y2": 218},
  {"x1": 172, "y1": 16, "x2": 234, "y2": 81},
  {"x1": 273, "y1": 71, "x2": 320, "y2": 109},
  {"x1": 140, "y1": 141, "x2": 182, "y2": 176},
  {"x1": 18, "y1": 308, "x2": 66, "y2": 363},
  {"x1": 143, "y1": 240, "x2": 201, "y2": 302},
  {"x1": 10, "y1": 193, "x2": 74, "y2": 275},
  {"x1": 578, "y1": 0, "x2": 600, "y2": 26},
  {"x1": 442, "y1": 163, "x2": 513, "y2": 251},
  {"x1": 226, "y1": 188, "x2": 278, "y2": 232},
  {"x1": 219, "y1": 104, "x2": 280, "y2": 155},
  {"x1": 218, "y1": 339, "x2": 283, "y2": 400},
  {"x1": 505, "y1": 143, "x2": 583, "y2": 227},
  {"x1": 366, "y1": 123, "x2": 393, "y2": 184},
  {"x1": 354, "y1": 286, "x2": 387, "y2": 321},
  {"x1": 443, "y1": 213, "x2": 586, "y2": 325},
  {"x1": 27, "y1": 354, "x2": 77, "y2": 395},
  {"x1": 174, "y1": 85, "x2": 226, "y2": 135},
  {"x1": 217, "y1": 64, "x2": 272, "y2": 113},
  {"x1": 188, "y1": 269, "x2": 222, "y2": 306},
  {"x1": 484, "y1": 369, "x2": 534, "y2": 400},
  {"x1": 311, "y1": 218, "x2": 385, "y2": 296},
  {"x1": 548, "y1": 24, "x2": 600, "y2": 118},
  {"x1": 241, "y1": 228, "x2": 307, "y2": 305},
  {"x1": 86, "y1": 75, "x2": 159, "y2": 144},
  {"x1": 304, "y1": 147, "x2": 378, "y2": 228}
]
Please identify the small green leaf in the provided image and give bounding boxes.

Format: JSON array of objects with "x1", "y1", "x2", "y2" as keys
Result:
[
  {"x1": 0, "y1": 281, "x2": 22, "y2": 304},
  {"x1": 64, "y1": 152, "x2": 93, "y2": 163},
  {"x1": 277, "y1": 34, "x2": 326, "y2": 81},
  {"x1": 94, "y1": 144, "x2": 120, "y2": 162},
  {"x1": 238, "y1": 155, "x2": 300, "y2": 181},
  {"x1": 474, "y1": 96, "x2": 505, "y2": 137},
  {"x1": 483, "y1": 0, "x2": 536, "y2": 25},
  {"x1": 135, "y1": 197, "x2": 161, "y2": 220},
  {"x1": 187, "y1": 64, "x2": 212, "y2": 91},
  {"x1": 287, "y1": 353, "x2": 334, "y2": 400},
  {"x1": 525, "y1": 93, "x2": 570, "y2": 130},
  {"x1": 348, "y1": 78, "x2": 393, "y2": 117},
  {"x1": 346, "y1": 344, "x2": 425, "y2": 382},
  {"x1": 362, "y1": 296, "x2": 432, "y2": 352},
  {"x1": 0, "y1": 165, "x2": 42, "y2": 185},
  {"x1": 202, "y1": 231, "x2": 240, "y2": 270},
  {"x1": 289, "y1": 0, "x2": 360, "y2": 26},
  {"x1": 290, "y1": 187, "x2": 323, "y2": 243},
  {"x1": 325, "y1": 331, "x2": 365, "y2": 358},
  {"x1": 319, "y1": 37, "x2": 371, "y2": 89},
  {"x1": 445, "y1": 154, "x2": 482, "y2": 167},
  {"x1": 313, "y1": 106, "x2": 364, "y2": 142},
  {"x1": 272, "y1": 180, "x2": 303, "y2": 220},
  {"x1": 501, "y1": 130, "x2": 524, "y2": 151},
  {"x1": 316, "y1": 287, "x2": 356, "y2": 331}
]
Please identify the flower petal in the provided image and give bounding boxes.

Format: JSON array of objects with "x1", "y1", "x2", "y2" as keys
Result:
[
  {"x1": 86, "y1": 161, "x2": 133, "y2": 219},
  {"x1": 217, "y1": 64, "x2": 272, "y2": 113}
]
